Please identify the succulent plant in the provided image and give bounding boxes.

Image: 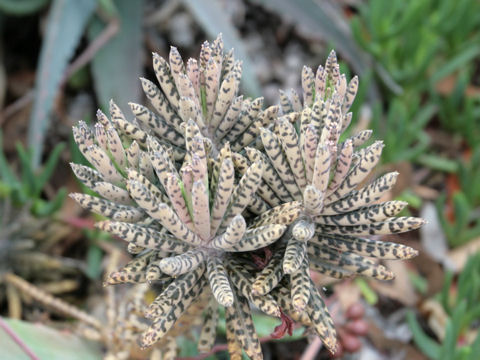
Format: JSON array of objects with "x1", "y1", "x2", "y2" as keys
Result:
[
  {"x1": 247, "y1": 50, "x2": 423, "y2": 350},
  {"x1": 69, "y1": 34, "x2": 423, "y2": 359}
]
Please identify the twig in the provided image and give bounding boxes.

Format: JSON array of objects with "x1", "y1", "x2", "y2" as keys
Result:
[
  {"x1": 59, "y1": 18, "x2": 119, "y2": 88},
  {"x1": 144, "y1": 0, "x2": 180, "y2": 26},
  {"x1": 0, "y1": 90, "x2": 34, "y2": 124},
  {"x1": 0, "y1": 17, "x2": 119, "y2": 123},
  {"x1": 0, "y1": 317, "x2": 40, "y2": 360},
  {"x1": 4, "y1": 273, "x2": 102, "y2": 330},
  {"x1": 300, "y1": 336, "x2": 323, "y2": 360}
]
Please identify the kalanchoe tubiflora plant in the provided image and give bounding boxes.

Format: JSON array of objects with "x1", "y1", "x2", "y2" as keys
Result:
[
  {"x1": 245, "y1": 50, "x2": 424, "y2": 351},
  {"x1": 69, "y1": 34, "x2": 423, "y2": 359},
  {"x1": 95, "y1": 123, "x2": 289, "y2": 351}
]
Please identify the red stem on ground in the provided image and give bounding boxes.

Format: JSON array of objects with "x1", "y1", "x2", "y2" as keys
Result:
[{"x1": 0, "y1": 317, "x2": 40, "y2": 360}]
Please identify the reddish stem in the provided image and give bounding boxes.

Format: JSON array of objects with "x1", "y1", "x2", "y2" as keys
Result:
[
  {"x1": 300, "y1": 336, "x2": 323, "y2": 360},
  {"x1": 59, "y1": 18, "x2": 119, "y2": 88},
  {"x1": 271, "y1": 308, "x2": 294, "y2": 339},
  {"x1": 62, "y1": 216, "x2": 96, "y2": 230},
  {"x1": 0, "y1": 317, "x2": 40, "y2": 360},
  {"x1": 252, "y1": 247, "x2": 274, "y2": 269}
]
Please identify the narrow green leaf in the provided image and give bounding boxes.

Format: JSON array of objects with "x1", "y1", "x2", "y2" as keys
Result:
[
  {"x1": 452, "y1": 192, "x2": 471, "y2": 234},
  {"x1": 416, "y1": 154, "x2": 459, "y2": 173},
  {"x1": 440, "y1": 270, "x2": 454, "y2": 315},
  {"x1": 27, "y1": 0, "x2": 97, "y2": 168},
  {"x1": 439, "y1": 301, "x2": 467, "y2": 360},
  {"x1": 0, "y1": 317, "x2": 102, "y2": 360},
  {"x1": 0, "y1": 0, "x2": 49, "y2": 15},
  {"x1": 408, "y1": 271, "x2": 428, "y2": 295},
  {"x1": 89, "y1": 0, "x2": 143, "y2": 112},
  {"x1": 86, "y1": 242, "x2": 104, "y2": 279},
  {"x1": 431, "y1": 45, "x2": 480, "y2": 84},
  {"x1": 15, "y1": 143, "x2": 35, "y2": 195},
  {"x1": 406, "y1": 310, "x2": 441, "y2": 359},
  {"x1": 34, "y1": 143, "x2": 66, "y2": 196},
  {"x1": 355, "y1": 278, "x2": 378, "y2": 305},
  {"x1": 0, "y1": 132, "x2": 19, "y2": 185},
  {"x1": 32, "y1": 188, "x2": 67, "y2": 216},
  {"x1": 467, "y1": 326, "x2": 480, "y2": 360}
]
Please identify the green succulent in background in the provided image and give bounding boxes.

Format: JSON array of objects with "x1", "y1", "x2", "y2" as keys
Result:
[
  {"x1": 0, "y1": 135, "x2": 82, "y2": 319},
  {"x1": 434, "y1": 69, "x2": 480, "y2": 149},
  {"x1": 0, "y1": 134, "x2": 77, "y2": 282},
  {"x1": 435, "y1": 147, "x2": 480, "y2": 248},
  {"x1": 70, "y1": 35, "x2": 423, "y2": 359},
  {"x1": 369, "y1": 97, "x2": 435, "y2": 164},
  {"x1": 0, "y1": 133, "x2": 66, "y2": 217},
  {"x1": 351, "y1": 0, "x2": 480, "y2": 91},
  {"x1": 408, "y1": 253, "x2": 480, "y2": 360},
  {"x1": 350, "y1": 0, "x2": 480, "y2": 169}
]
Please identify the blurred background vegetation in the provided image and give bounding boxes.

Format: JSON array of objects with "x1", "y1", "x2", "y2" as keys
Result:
[{"x1": 0, "y1": 0, "x2": 479, "y2": 359}]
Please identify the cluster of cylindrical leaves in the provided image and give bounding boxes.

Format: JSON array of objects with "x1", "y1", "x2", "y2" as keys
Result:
[{"x1": 70, "y1": 34, "x2": 422, "y2": 359}]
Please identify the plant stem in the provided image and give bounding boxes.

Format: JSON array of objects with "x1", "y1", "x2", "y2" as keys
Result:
[{"x1": 0, "y1": 317, "x2": 40, "y2": 360}]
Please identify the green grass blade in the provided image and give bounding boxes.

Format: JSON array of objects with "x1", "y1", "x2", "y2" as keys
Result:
[
  {"x1": 0, "y1": 131, "x2": 18, "y2": 185},
  {"x1": 34, "y1": 142, "x2": 66, "y2": 197},
  {"x1": 406, "y1": 310, "x2": 440, "y2": 359}
]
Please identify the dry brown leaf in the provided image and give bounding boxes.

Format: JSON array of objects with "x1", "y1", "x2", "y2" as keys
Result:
[
  {"x1": 420, "y1": 299, "x2": 448, "y2": 340},
  {"x1": 448, "y1": 237, "x2": 480, "y2": 272},
  {"x1": 412, "y1": 185, "x2": 439, "y2": 200}
]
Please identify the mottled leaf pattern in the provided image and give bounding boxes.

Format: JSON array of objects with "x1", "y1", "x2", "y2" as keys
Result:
[
  {"x1": 198, "y1": 299, "x2": 219, "y2": 352},
  {"x1": 70, "y1": 193, "x2": 144, "y2": 222},
  {"x1": 141, "y1": 277, "x2": 207, "y2": 348},
  {"x1": 207, "y1": 256, "x2": 234, "y2": 307},
  {"x1": 159, "y1": 248, "x2": 207, "y2": 276},
  {"x1": 306, "y1": 279, "x2": 338, "y2": 353},
  {"x1": 283, "y1": 239, "x2": 307, "y2": 274},
  {"x1": 290, "y1": 258, "x2": 311, "y2": 312},
  {"x1": 69, "y1": 37, "x2": 423, "y2": 359},
  {"x1": 252, "y1": 242, "x2": 286, "y2": 295}
]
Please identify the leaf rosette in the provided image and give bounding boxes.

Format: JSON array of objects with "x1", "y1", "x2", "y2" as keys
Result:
[{"x1": 69, "y1": 36, "x2": 423, "y2": 358}]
